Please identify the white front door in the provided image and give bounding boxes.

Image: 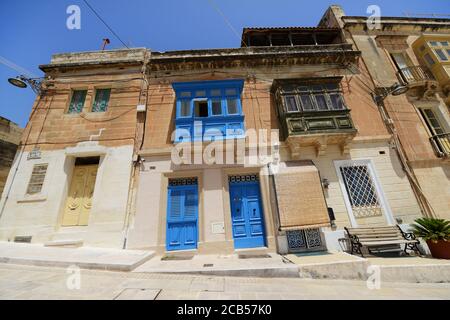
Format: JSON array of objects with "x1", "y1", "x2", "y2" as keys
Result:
[{"x1": 334, "y1": 159, "x2": 394, "y2": 227}]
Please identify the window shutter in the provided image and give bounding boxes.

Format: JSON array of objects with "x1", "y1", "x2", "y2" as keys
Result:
[
  {"x1": 168, "y1": 189, "x2": 183, "y2": 221},
  {"x1": 184, "y1": 189, "x2": 197, "y2": 220},
  {"x1": 69, "y1": 90, "x2": 87, "y2": 113},
  {"x1": 93, "y1": 89, "x2": 111, "y2": 112},
  {"x1": 26, "y1": 164, "x2": 48, "y2": 194}
]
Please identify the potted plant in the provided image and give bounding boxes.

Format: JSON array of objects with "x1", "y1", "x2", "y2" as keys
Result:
[{"x1": 411, "y1": 218, "x2": 450, "y2": 259}]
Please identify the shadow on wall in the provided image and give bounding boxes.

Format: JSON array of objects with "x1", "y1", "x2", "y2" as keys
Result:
[{"x1": 389, "y1": 146, "x2": 408, "y2": 179}]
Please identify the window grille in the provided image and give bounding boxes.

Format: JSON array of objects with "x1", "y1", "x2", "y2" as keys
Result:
[
  {"x1": 168, "y1": 177, "x2": 198, "y2": 186},
  {"x1": 287, "y1": 228, "x2": 323, "y2": 251},
  {"x1": 339, "y1": 164, "x2": 382, "y2": 218}
]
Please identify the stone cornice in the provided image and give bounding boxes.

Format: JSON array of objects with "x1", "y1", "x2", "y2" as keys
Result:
[{"x1": 149, "y1": 44, "x2": 360, "y2": 72}]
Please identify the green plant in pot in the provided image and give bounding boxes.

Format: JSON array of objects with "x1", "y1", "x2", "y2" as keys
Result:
[{"x1": 411, "y1": 218, "x2": 450, "y2": 259}]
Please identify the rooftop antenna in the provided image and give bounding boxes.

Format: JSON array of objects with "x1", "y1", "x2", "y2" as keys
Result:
[{"x1": 101, "y1": 38, "x2": 110, "y2": 51}]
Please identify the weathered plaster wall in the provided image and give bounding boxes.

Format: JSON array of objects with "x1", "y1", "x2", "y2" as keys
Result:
[{"x1": 0, "y1": 117, "x2": 22, "y2": 195}]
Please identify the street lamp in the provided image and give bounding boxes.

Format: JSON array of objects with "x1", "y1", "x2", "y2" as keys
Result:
[
  {"x1": 7, "y1": 75, "x2": 43, "y2": 94},
  {"x1": 372, "y1": 82, "x2": 409, "y2": 104}
]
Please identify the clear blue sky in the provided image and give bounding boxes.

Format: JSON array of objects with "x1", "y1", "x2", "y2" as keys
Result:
[{"x1": 1, "y1": 0, "x2": 448, "y2": 127}]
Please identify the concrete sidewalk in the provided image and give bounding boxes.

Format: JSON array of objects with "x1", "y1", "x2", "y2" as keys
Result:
[
  {"x1": 1, "y1": 241, "x2": 450, "y2": 283},
  {"x1": 0, "y1": 242, "x2": 154, "y2": 271}
]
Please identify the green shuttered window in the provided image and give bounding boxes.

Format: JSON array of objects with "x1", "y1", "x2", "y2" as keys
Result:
[
  {"x1": 68, "y1": 90, "x2": 87, "y2": 114},
  {"x1": 92, "y1": 89, "x2": 111, "y2": 112}
]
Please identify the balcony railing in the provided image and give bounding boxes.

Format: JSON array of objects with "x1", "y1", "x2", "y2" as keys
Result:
[
  {"x1": 430, "y1": 132, "x2": 450, "y2": 158},
  {"x1": 396, "y1": 65, "x2": 435, "y2": 86}
]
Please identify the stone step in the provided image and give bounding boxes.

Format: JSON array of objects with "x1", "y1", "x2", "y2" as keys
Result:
[
  {"x1": 44, "y1": 239, "x2": 84, "y2": 248},
  {"x1": 0, "y1": 242, "x2": 155, "y2": 272}
]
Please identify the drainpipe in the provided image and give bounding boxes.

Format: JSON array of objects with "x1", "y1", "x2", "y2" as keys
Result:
[
  {"x1": 122, "y1": 50, "x2": 150, "y2": 249},
  {"x1": 267, "y1": 163, "x2": 283, "y2": 233}
]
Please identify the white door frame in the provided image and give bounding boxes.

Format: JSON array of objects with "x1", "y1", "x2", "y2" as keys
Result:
[{"x1": 334, "y1": 159, "x2": 395, "y2": 227}]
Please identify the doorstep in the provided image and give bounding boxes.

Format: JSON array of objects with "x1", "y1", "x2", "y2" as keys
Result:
[
  {"x1": 133, "y1": 253, "x2": 300, "y2": 278},
  {"x1": 0, "y1": 241, "x2": 155, "y2": 271}
]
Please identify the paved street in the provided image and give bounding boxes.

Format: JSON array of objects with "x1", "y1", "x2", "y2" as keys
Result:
[{"x1": 0, "y1": 263, "x2": 449, "y2": 300}]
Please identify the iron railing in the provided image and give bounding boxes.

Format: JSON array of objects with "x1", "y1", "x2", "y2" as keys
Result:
[
  {"x1": 396, "y1": 65, "x2": 435, "y2": 85},
  {"x1": 430, "y1": 132, "x2": 450, "y2": 157}
]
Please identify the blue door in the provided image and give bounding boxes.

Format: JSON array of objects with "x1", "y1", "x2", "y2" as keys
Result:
[
  {"x1": 166, "y1": 181, "x2": 198, "y2": 251},
  {"x1": 229, "y1": 176, "x2": 266, "y2": 249}
]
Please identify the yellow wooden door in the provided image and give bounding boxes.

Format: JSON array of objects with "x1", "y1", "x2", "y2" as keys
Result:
[{"x1": 62, "y1": 165, "x2": 98, "y2": 226}]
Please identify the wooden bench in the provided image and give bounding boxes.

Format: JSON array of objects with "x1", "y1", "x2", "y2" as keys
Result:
[{"x1": 344, "y1": 225, "x2": 420, "y2": 257}]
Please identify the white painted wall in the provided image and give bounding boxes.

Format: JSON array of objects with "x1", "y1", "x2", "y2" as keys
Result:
[{"x1": 0, "y1": 144, "x2": 133, "y2": 248}]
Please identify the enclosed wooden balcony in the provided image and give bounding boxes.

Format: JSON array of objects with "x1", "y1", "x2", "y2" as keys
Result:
[
  {"x1": 282, "y1": 109, "x2": 357, "y2": 157},
  {"x1": 273, "y1": 79, "x2": 357, "y2": 157}
]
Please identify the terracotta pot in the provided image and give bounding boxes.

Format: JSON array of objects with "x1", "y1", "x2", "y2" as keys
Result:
[{"x1": 426, "y1": 240, "x2": 450, "y2": 259}]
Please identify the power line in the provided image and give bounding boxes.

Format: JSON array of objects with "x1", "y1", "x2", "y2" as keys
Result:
[
  {"x1": 82, "y1": 0, "x2": 130, "y2": 49},
  {"x1": 0, "y1": 55, "x2": 39, "y2": 78},
  {"x1": 206, "y1": 0, "x2": 246, "y2": 47}
]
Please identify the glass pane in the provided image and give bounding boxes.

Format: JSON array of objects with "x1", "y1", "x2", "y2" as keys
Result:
[
  {"x1": 298, "y1": 86, "x2": 309, "y2": 92},
  {"x1": 227, "y1": 99, "x2": 238, "y2": 114},
  {"x1": 435, "y1": 49, "x2": 448, "y2": 61},
  {"x1": 440, "y1": 41, "x2": 448, "y2": 47},
  {"x1": 210, "y1": 89, "x2": 221, "y2": 96},
  {"x1": 284, "y1": 96, "x2": 298, "y2": 112},
  {"x1": 429, "y1": 41, "x2": 438, "y2": 46},
  {"x1": 324, "y1": 83, "x2": 339, "y2": 91},
  {"x1": 311, "y1": 85, "x2": 323, "y2": 92},
  {"x1": 211, "y1": 99, "x2": 222, "y2": 115},
  {"x1": 329, "y1": 94, "x2": 344, "y2": 110},
  {"x1": 68, "y1": 90, "x2": 87, "y2": 113},
  {"x1": 92, "y1": 89, "x2": 111, "y2": 112},
  {"x1": 423, "y1": 109, "x2": 436, "y2": 119},
  {"x1": 423, "y1": 109, "x2": 445, "y2": 135},
  {"x1": 447, "y1": 49, "x2": 450, "y2": 57},
  {"x1": 225, "y1": 88, "x2": 237, "y2": 96},
  {"x1": 314, "y1": 94, "x2": 328, "y2": 111},
  {"x1": 281, "y1": 84, "x2": 295, "y2": 93},
  {"x1": 424, "y1": 53, "x2": 435, "y2": 66},
  {"x1": 195, "y1": 90, "x2": 206, "y2": 97},
  {"x1": 180, "y1": 100, "x2": 191, "y2": 117},
  {"x1": 299, "y1": 94, "x2": 314, "y2": 111}
]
